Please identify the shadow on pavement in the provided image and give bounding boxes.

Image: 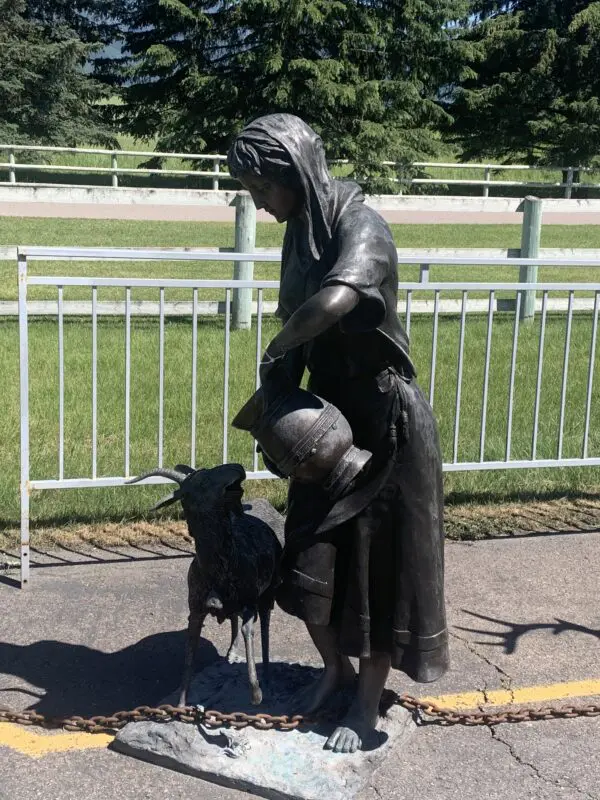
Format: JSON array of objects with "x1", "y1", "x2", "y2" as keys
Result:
[
  {"x1": 0, "y1": 632, "x2": 219, "y2": 717},
  {"x1": 456, "y1": 610, "x2": 600, "y2": 655}
]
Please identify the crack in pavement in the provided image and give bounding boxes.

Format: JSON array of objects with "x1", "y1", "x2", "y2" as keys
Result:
[
  {"x1": 449, "y1": 629, "x2": 513, "y2": 691},
  {"x1": 490, "y1": 727, "x2": 599, "y2": 800}
]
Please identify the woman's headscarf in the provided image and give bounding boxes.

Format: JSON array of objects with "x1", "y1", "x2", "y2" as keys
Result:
[{"x1": 227, "y1": 114, "x2": 333, "y2": 260}]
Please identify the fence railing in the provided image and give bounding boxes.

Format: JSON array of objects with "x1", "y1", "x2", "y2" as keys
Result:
[
  {"x1": 1, "y1": 144, "x2": 228, "y2": 190},
  {"x1": 1, "y1": 143, "x2": 597, "y2": 197},
  {"x1": 17, "y1": 246, "x2": 600, "y2": 585}
]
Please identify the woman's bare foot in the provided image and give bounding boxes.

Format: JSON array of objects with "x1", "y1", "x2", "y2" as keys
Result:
[
  {"x1": 290, "y1": 657, "x2": 356, "y2": 715},
  {"x1": 324, "y1": 650, "x2": 390, "y2": 754},
  {"x1": 324, "y1": 702, "x2": 378, "y2": 754}
]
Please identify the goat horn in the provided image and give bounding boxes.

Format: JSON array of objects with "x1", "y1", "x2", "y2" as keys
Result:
[{"x1": 125, "y1": 468, "x2": 187, "y2": 486}]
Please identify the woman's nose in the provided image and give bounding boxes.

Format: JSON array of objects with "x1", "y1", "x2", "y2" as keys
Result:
[{"x1": 249, "y1": 190, "x2": 265, "y2": 210}]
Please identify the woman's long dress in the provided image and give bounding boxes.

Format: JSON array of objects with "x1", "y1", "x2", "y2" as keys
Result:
[{"x1": 274, "y1": 175, "x2": 449, "y2": 682}]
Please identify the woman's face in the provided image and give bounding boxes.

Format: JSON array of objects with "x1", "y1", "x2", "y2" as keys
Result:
[{"x1": 238, "y1": 172, "x2": 302, "y2": 223}]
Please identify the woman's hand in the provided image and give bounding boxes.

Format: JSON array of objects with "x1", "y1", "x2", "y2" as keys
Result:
[
  {"x1": 259, "y1": 343, "x2": 285, "y2": 384},
  {"x1": 258, "y1": 286, "x2": 359, "y2": 384}
]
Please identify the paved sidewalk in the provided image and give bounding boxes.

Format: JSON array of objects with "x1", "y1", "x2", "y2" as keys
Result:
[
  {"x1": 0, "y1": 530, "x2": 598, "y2": 800},
  {"x1": 1, "y1": 200, "x2": 599, "y2": 225}
]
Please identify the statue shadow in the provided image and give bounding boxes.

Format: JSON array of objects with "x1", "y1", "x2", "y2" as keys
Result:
[
  {"x1": 0, "y1": 632, "x2": 218, "y2": 718},
  {"x1": 0, "y1": 640, "x2": 388, "y2": 750},
  {"x1": 456, "y1": 610, "x2": 600, "y2": 655}
]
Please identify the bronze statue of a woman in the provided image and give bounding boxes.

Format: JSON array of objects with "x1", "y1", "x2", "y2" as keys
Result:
[{"x1": 228, "y1": 114, "x2": 449, "y2": 754}]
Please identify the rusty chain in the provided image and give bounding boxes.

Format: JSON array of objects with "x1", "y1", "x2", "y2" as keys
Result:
[{"x1": 0, "y1": 694, "x2": 598, "y2": 735}]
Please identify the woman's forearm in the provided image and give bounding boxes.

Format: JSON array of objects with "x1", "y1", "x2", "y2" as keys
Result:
[{"x1": 268, "y1": 285, "x2": 359, "y2": 357}]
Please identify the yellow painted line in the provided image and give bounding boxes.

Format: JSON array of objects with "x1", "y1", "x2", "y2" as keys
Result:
[
  {"x1": 1, "y1": 678, "x2": 598, "y2": 757},
  {"x1": 420, "y1": 678, "x2": 600, "y2": 710},
  {"x1": 0, "y1": 726, "x2": 113, "y2": 758}
]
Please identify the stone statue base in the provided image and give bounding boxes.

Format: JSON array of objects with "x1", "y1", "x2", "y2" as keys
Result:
[{"x1": 112, "y1": 661, "x2": 414, "y2": 800}]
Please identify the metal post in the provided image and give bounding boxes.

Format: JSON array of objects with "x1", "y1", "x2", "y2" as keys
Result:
[
  {"x1": 8, "y1": 149, "x2": 16, "y2": 184},
  {"x1": 564, "y1": 167, "x2": 574, "y2": 200},
  {"x1": 213, "y1": 160, "x2": 220, "y2": 191},
  {"x1": 232, "y1": 191, "x2": 256, "y2": 330},
  {"x1": 111, "y1": 153, "x2": 118, "y2": 188},
  {"x1": 519, "y1": 196, "x2": 542, "y2": 322},
  {"x1": 483, "y1": 166, "x2": 491, "y2": 197},
  {"x1": 18, "y1": 252, "x2": 30, "y2": 587}
]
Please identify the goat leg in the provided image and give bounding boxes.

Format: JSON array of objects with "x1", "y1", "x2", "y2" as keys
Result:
[
  {"x1": 241, "y1": 608, "x2": 262, "y2": 705},
  {"x1": 178, "y1": 612, "x2": 205, "y2": 707},
  {"x1": 226, "y1": 614, "x2": 244, "y2": 663},
  {"x1": 258, "y1": 598, "x2": 272, "y2": 690}
]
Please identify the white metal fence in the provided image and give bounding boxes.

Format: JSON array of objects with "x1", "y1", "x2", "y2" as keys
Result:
[
  {"x1": 17, "y1": 247, "x2": 600, "y2": 586},
  {"x1": 2, "y1": 143, "x2": 597, "y2": 197}
]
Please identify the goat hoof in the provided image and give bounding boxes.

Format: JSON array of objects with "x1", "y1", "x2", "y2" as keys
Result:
[
  {"x1": 226, "y1": 648, "x2": 244, "y2": 664},
  {"x1": 251, "y1": 687, "x2": 263, "y2": 705}
]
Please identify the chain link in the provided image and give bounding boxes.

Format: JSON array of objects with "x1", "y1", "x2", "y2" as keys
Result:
[
  {"x1": 0, "y1": 694, "x2": 598, "y2": 734},
  {"x1": 397, "y1": 695, "x2": 600, "y2": 727}
]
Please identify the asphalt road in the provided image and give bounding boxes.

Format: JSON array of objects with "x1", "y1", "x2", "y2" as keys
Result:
[{"x1": 0, "y1": 530, "x2": 598, "y2": 800}]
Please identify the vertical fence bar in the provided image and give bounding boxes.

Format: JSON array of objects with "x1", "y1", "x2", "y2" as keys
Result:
[
  {"x1": 253, "y1": 289, "x2": 263, "y2": 472},
  {"x1": 8, "y1": 149, "x2": 16, "y2": 183},
  {"x1": 506, "y1": 292, "x2": 522, "y2": 461},
  {"x1": 92, "y1": 286, "x2": 98, "y2": 480},
  {"x1": 557, "y1": 291, "x2": 574, "y2": 460},
  {"x1": 58, "y1": 286, "x2": 64, "y2": 481},
  {"x1": 18, "y1": 252, "x2": 30, "y2": 587},
  {"x1": 479, "y1": 290, "x2": 495, "y2": 462},
  {"x1": 111, "y1": 153, "x2": 119, "y2": 188},
  {"x1": 223, "y1": 289, "x2": 231, "y2": 463},
  {"x1": 191, "y1": 288, "x2": 198, "y2": 469},
  {"x1": 453, "y1": 290, "x2": 468, "y2": 463},
  {"x1": 583, "y1": 292, "x2": 599, "y2": 459},
  {"x1": 532, "y1": 291, "x2": 548, "y2": 459},
  {"x1": 124, "y1": 287, "x2": 131, "y2": 477},
  {"x1": 429, "y1": 290, "x2": 440, "y2": 407},
  {"x1": 213, "y1": 160, "x2": 220, "y2": 191},
  {"x1": 158, "y1": 288, "x2": 165, "y2": 467},
  {"x1": 419, "y1": 264, "x2": 430, "y2": 284},
  {"x1": 405, "y1": 290, "x2": 412, "y2": 339}
]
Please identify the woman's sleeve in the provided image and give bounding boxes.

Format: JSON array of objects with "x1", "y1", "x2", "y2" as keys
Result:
[{"x1": 320, "y1": 210, "x2": 393, "y2": 334}]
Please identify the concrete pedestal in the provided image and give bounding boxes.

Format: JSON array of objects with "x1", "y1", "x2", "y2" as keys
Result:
[{"x1": 112, "y1": 661, "x2": 415, "y2": 800}]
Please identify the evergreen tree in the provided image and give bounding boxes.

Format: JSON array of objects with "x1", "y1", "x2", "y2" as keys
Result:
[
  {"x1": 0, "y1": 0, "x2": 116, "y2": 145},
  {"x1": 452, "y1": 1, "x2": 600, "y2": 167},
  {"x1": 24, "y1": 0, "x2": 125, "y2": 45},
  {"x1": 114, "y1": 0, "x2": 472, "y2": 190}
]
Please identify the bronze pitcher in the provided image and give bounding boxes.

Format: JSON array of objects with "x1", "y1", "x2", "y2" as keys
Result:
[{"x1": 232, "y1": 374, "x2": 371, "y2": 501}]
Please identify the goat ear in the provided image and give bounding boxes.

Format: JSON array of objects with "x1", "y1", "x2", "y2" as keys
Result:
[
  {"x1": 151, "y1": 490, "x2": 181, "y2": 511},
  {"x1": 219, "y1": 463, "x2": 246, "y2": 489},
  {"x1": 174, "y1": 464, "x2": 195, "y2": 476}
]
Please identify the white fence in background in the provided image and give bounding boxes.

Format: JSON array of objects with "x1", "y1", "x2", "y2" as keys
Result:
[
  {"x1": 17, "y1": 247, "x2": 600, "y2": 586},
  {"x1": 1, "y1": 143, "x2": 597, "y2": 198}
]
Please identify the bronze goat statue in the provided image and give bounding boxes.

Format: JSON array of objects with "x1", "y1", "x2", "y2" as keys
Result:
[{"x1": 128, "y1": 463, "x2": 283, "y2": 706}]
